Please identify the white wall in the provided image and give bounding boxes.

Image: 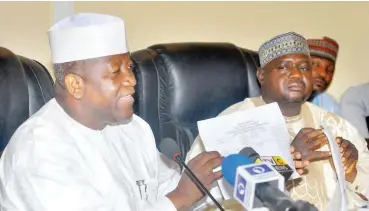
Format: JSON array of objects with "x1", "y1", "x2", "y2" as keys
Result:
[{"x1": 1, "y1": 2, "x2": 369, "y2": 100}]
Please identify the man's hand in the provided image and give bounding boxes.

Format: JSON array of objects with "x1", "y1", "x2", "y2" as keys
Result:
[
  {"x1": 290, "y1": 146, "x2": 309, "y2": 175},
  {"x1": 291, "y1": 128, "x2": 331, "y2": 162},
  {"x1": 336, "y1": 137, "x2": 358, "y2": 183},
  {"x1": 167, "y1": 151, "x2": 223, "y2": 210}
]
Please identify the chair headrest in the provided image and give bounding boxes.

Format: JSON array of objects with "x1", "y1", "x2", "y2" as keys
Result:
[
  {"x1": 148, "y1": 42, "x2": 260, "y2": 125},
  {"x1": 0, "y1": 47, "x2": 29, "y2": 150}
]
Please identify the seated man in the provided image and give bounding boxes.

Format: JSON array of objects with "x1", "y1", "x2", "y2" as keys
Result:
[
  {"x1": 0, "y1": 13, "x2": 223, "y2": 211},
  {"x1": 340, "y1": 83, "x2": 369, "y2": 146},
  {"x1": 307, "y1": 36, "x2": 340, "y2": 114},
  {"x1": 187, "y1": 32, "x2": 369, "y2": 211}
]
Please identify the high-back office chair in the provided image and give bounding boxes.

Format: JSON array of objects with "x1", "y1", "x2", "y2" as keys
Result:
[
  {"x1": 131, "y1": 42, "x2": 261, "y2": 157},
  {"x1": 0, "y1": 47, "x2": 54, "y2": 155}
]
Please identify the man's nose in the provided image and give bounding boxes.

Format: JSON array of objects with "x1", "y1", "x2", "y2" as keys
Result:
[
  {"x1": 289, "y1": 67, "x2": 303, "y2": 79},
  {"x1": 122, "y1": 73, "x2": 137, "y2": 87}
]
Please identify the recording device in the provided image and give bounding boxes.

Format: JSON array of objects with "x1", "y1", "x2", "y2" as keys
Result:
[
  {"x1": 239, "y1": 147, "x2": 294, "y2": 182},
  {"x1": 222, "y1": 153, "x2": 296, "y2": 211},
  {"x1": 159, "y1": 138, "x2": 225, "y2": 211}
]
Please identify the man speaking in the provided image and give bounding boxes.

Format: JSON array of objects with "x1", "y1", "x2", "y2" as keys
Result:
[{"x1": 0, "y1": 13, "x2": 223, "y2": 211}]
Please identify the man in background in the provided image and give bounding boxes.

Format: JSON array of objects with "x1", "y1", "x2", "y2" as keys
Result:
[
  {"x1": 340, "y1": 83, "x2": 369, "y2": 147},
  {"x1": 307, "y1": 36, "x2": 340, "y2": 114},
  {"x1": 187, "y1": 32, "x2": 369, "y2": 211}
]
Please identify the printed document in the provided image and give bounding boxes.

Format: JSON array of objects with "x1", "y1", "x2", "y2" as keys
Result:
[{"x1": 197, "y1": 102, "x2": 299, "y2": 199}]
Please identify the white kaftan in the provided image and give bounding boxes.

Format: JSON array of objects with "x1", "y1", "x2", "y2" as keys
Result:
[{"x1": 0, "y1": 98, "x2": 181, "y2": 211}]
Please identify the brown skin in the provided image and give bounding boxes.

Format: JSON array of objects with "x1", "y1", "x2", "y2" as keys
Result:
[
  {"x1": 257, "y1": 53, "x2": 358, "y2": 182},
  {"x1": 55, "y1": 53, "x2": 222, "y2": 210},
  {"x1": 337, "y1": 137, "x2": 358, "y2": 183},
  {"x1": 311, "y1": 55, "x2": 335, "y2": 93},
  {"x1": 291, "y1": 128, "x2": 331, "y2": 162},
  {"x1": 257, "y1": 54, "x2": 313, "y2": 117},
  {"x1": 167, "y1": 152, "x2": 223, "y2": 210},
  {"x1": 56, "y1": 53, "x2": 137, "y2": 130}
]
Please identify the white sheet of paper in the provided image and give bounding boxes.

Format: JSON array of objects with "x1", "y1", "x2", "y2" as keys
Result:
[
  {"x1": 197, "y1": 102, "x2": 299, "y2": 200},
  {"x1": 321, "y1": 122, "x2": 347, "y2": 211}
]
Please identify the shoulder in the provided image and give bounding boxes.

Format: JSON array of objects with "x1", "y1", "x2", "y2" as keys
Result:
[
  {"x1": 314, "y1": 92, "x2": 338, "y2": 106},
  {"x1": 2, "y1": 100, "x2": 83, "y2": 170},
  {"x1": 321, "y1": 92, "x2": 337, "y2": 102},
  {"x1": 6, "y1": 99, "x2": 67, "y2": 152},
  {"x1": 1, "y1": 123, "x2": 77, "y2": 185},
  {"x1": 218, "y1": 97, "x2": 258, "y2": 116},
  {"x1": 341, "y1": 83, "x2": 369, "y2": 102},
  {"x1": 306, "y1": 101, "x2": 340, "y2": 121},
  {"x1": 307, "y1": 102, "x2": 367, "y2": 145}
]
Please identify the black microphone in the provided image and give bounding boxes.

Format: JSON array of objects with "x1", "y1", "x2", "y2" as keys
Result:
[
  {"x1": 294, "y1": 200, "x2": 319, "y2": 211},
  {"x1": 240, "y1": 147, "x2": 294, "y2": 182},
  {"x1": 159, "y1": 138, "x2": 225, "y2": 211}
]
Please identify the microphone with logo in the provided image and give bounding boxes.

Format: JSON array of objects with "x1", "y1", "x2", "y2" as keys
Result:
[
  {"x1": 222, "y1": 153, "x2": 298, "y2": 211},
  {"x1": 239, "y1": 147, "x2": 294, "y2": 182},
  {"x1": 159, "y1": 138, "x2": 225, "y2": 211}
]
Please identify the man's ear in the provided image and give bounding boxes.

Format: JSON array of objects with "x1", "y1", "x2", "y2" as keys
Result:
[
  {"x1": 256, "y1": 67, "x2": 265, "y2": 86},
  {"x1": 64, "y1": 73, "x2": 84, "y2": 100}
]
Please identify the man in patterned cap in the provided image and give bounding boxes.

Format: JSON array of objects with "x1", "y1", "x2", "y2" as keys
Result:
[
  {"x1": 307, "y1": 37, "x2": 340, "y2": 114},
  {"x1": 186, "y1": 32, "x2": 369, "y2": 211}
]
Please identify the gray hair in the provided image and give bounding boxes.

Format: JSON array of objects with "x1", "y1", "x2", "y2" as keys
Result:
[{"x1": 52, "y1": 61, "x2": 78, "y2": 86}]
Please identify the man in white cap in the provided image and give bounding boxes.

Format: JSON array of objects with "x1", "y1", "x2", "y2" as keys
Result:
[
  {"x1": 186, "y1": 32, "x2": 369, "y2": 211},
  {"x1": 0, "y1": 13, "x2": 223, "y2": 211}
]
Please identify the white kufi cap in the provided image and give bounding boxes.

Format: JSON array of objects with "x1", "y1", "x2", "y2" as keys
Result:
[{"x1": 48, "y1": 13, "x2": 128, "y2": 64}]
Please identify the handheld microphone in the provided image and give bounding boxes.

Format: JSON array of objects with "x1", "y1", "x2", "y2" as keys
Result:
[
  {"x1": 240, "y1": 147, "x2": 294, "y2": 182},
  {"x1": 159, "y1": 138, "x2": 225, "y2": 211},
  {"x1": 222, "y1": 154, "x2": 298, "y2": 211}
]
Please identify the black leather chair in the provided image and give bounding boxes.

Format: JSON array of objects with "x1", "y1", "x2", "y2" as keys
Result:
[
  {"x1": 0, "y1": 47, "x2": 54, "y2": 154},
  {"x1": 131, "y1": 43, "x2": 261, "y2": 158}
]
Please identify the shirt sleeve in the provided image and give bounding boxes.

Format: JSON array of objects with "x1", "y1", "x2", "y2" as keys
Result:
[
  {"x1": 184, "y1": 136, "x2": 226, "y2": 211},
  {"x1": 3, "y1": 144, "x2": 111, "y2": 211},
  {"x1": 340, "y1": 87, "x2": 369, "y2": 139},
  {"x1": 1, "y1": 138, "x2": 178, "y2": 211},
  {"x1": 342, "y1": 121, "x2": 369, "y2": 208},
  {"x1": 143, "y1": 153, "x2": 181, "y2": 211},
  {"x1": 185, "y1": 135, "x2": 206, "y2": 164},
  {"x1": 156, "y1": 151, "x2": 182, "y2": 198}
]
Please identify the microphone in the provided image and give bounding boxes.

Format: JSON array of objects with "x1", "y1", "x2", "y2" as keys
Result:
[
  {"x1": 222, "y1": 154, "x2": 298, "y2": 211},
  {"x1": 240, "y1": 147, "x2": 294, "y2": 182},
  {"x1": 294, "y1": 200, "x2": 320, "y2": 211},
  {"x1": 159, "y1": 138, "x2": 225, "y2": 211}
]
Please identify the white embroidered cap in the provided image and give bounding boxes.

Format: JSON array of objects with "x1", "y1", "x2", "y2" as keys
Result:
[{"x1": 48, "y1": 13, "x2": 128, "y2": 64}]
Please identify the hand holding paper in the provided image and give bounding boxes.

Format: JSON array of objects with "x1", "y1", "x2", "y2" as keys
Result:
[
  {"x1": 197, "y1": 103, "x2": 299, "y2": 200},
  {"x1": 336, "y1": 137, "x2": 358, "y2": 183},
  {"x1": 290, "y1": 146, "x2": 310, "y2": 175},
  {"x1": 290, "y1": 128, "x2": 332, "y2": 162}
]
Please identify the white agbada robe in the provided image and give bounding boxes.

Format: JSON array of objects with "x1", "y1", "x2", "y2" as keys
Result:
[
  {"x1": 186, "y1": 97, "x2": 369, "y2": 211},
  {"x1": 0, "y1": 98, "x2": 181, "y2": 211}
]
